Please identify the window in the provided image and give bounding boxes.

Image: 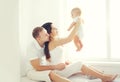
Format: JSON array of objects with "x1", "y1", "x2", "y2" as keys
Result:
[
  {"x1": 59, "y1": 0, "x2": 120, "y2": 61},
  {"x1": 110, "y1": 0, "x2": 120, "y2": 59}
]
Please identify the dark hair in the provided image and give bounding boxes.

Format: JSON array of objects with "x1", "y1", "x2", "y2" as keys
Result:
[
  {"x1": 42, "y1": 22, "x2": 52, "y2": 59},
  {"x1": 32, "y1": 27, "x2": 43, "y2": 39}
]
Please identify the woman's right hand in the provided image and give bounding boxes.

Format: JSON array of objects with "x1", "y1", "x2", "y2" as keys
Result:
[{"x1": 55, "y1": 63, "x2": 66, "y2": 70}]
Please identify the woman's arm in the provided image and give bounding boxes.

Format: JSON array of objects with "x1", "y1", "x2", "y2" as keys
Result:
[
  {"x1": 30, "y1": 58, "x2": 66, "y2": 71},
  {"x1": 53, "y1": 19, "x2": 80, "y2": 47},
  {"x1": 67, "y1": 22, "x2": 76, "y2": 31}
]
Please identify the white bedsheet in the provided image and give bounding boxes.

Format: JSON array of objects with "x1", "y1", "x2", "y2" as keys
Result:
[{"x1": 21, "y1": 73, "x2": 120, "y2": 82}]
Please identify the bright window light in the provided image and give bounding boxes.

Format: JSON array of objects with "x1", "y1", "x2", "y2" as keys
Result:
[
  {"x1": 58, "y1": 0, "x2": 120, "y2": 61},
  {"x1": 110, "y1": 0, "x2": 120, "y2": 58},
  {"x1": 59, "y1": 0, "x2": 107, "y2": 60}
]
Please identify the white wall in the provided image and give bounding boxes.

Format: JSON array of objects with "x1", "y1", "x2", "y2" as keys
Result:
[
  {"x1": 19, "y1": 0, "x2": 63, "y2": 67},
  {"x1": 19, "y1": 0, "x2": 62, "y2": 46},
  {"x1": 0, "y1": 0, "x2": 20, "y2": 82}
]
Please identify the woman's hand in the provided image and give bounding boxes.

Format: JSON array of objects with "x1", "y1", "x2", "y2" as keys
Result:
[
  {"x1": 55, "y1": 63, "x2": 66, "y2": 70},
  {"x1": 65, "y1": 60, "x2": 72, "y2": 65}
]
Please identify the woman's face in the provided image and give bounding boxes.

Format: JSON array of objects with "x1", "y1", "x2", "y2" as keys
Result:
[{"x1": 50, "y1": 24, "x2": 58, "y2": 37}]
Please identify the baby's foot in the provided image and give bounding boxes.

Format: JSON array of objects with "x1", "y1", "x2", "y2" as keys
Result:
[
  {"x1": 76, "y1": 48, "x2": 80, "y2": 51},
  {"x1": 76, "y1": 47, "x2": 82, "y2": 51}
]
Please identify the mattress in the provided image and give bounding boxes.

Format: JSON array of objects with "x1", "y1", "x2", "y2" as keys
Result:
[{"x1": 21, "y1": 73, "x2": 120, "y2": 82}]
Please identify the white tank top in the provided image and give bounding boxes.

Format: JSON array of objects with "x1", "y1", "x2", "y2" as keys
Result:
[{"x1": 49, "y1": 46, "x2": 65, "y2": 65}]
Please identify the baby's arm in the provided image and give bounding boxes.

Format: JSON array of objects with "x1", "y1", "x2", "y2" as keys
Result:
[{"x1": 67, "y1": 22, "x2": 76, "y2": 31}]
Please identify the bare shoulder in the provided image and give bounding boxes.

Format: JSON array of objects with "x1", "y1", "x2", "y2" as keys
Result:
[
  {"x1": 49, "y1": 38, "x2": 66, "y2": 50},
  {"x1": 48, "y1": 40, "x2": 56, "y2": 51}
]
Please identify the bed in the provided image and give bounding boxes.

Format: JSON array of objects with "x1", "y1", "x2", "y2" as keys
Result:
[{"x1": 21, "y1": 73, "x2": 120, "y2": 82}]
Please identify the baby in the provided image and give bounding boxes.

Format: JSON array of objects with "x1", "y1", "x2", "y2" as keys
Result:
[{"x1": 68, "y1": 7, "x2": 84, "y2": 51}]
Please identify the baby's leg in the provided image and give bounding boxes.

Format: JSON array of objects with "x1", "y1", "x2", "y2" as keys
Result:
[
  {"x1": 78, "y1": 38, "x2": 83, "y2": 50},
  {"x1": 74, "y1": 35, "x2": 80, "y2": 51},
  {"x1": 74, "y1": 35, "x2": 83, "y2": 51}
]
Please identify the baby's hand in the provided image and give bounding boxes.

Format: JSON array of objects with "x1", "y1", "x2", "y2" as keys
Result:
[{"x1": 55, "y1": 63, "x2": 66, "y2": 70}]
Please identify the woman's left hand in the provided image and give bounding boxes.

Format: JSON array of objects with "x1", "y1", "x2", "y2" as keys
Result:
[{"x1": 65, "y1": 60, "x2": 72, "y2": 65}]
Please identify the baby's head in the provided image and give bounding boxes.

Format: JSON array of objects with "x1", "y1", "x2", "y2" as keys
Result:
[{"x1": 71, "y1": 7, "x2": 81, "y2": 18}]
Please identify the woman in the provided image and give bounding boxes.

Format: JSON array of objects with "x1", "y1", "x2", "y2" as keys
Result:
[{"x1": 42, "y1": 22, "x2": 117, "y2": 82}]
